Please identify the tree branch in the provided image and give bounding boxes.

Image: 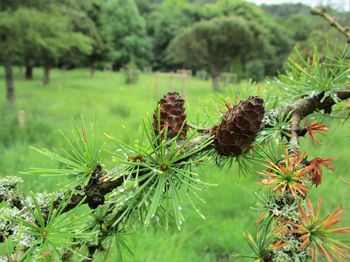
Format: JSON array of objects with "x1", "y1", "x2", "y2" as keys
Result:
[
  {"x1": 67, "y1": 90, "x2": 350, "y2": 212},
  {"x1": 311, "y1": 8, "x2": 350, "y2": 43},
  {"x1": 1, "y1": 91, "x2": 349, "y2": 214},
  {"x1": 1, "y1": 89, "x2": 349, "y2": 261},
  {"x1": 282, "y1": 90, "x2": 350, "y2": 118}
]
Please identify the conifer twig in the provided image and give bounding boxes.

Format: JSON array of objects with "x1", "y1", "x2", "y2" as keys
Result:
[
  {"x1": 57, "y1": 89, "x2": 350, "y2": 211},
  {"x1": 1, "y1": 89, "x2": 350, "y2": 262},
  {"x1": 1, "y1": 91, "x2": 349, "y2": 213}
]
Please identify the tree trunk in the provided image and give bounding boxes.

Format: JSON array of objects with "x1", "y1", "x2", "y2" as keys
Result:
[
  {"x1": 91, "y1": 63, "x2": 96, "y2": 79},
  {"x1": 4, "y1": 56, "x2": 15, "y2": 104},
  {"x1": 43, "y1": 63, "x2": 50, "y2": 86},
  {"x1": 25, "y1": 65, "x2": 33, "y2": 80},
  {"x1": 212, "y1": 74, "x2": 220, "y2": 92}
]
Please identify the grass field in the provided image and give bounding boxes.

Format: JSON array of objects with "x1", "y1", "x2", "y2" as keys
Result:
[{"x1": 0, "y1": 68, "x2": 349, "y2": 261}]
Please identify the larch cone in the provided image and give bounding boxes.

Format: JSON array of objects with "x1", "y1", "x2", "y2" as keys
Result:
[
  {"x1": 211, "y1": 96, "x2": 265, "y2": 157},
  {"x1": 153, "y1": 92, "x2": 188, "y2": 140}
]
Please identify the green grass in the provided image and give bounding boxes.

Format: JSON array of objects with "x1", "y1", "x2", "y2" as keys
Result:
[{"x1": 0, "y1": 68, "x2": 349, "y2": 261}]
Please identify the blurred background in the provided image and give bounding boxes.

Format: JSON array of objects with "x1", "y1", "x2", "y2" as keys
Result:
[{"x1": 0, "y1": 0, "x2": 349, "y2": 261}]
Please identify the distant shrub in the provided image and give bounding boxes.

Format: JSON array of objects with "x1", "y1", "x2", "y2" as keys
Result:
[
  {"x1": 123, "y1": 60, "x2": 140, "y2": 84},
  {"x1": 220, "y1": 73, "x2": 237, "y2": 87},
  {"x1": 196, "y1": 70, "x2": 209, "y2": 80},
  {"x1": 109, "y1": 105, "x2": 130, "y2": 118},
  {"x1": 0, "y1": 106, "x2": 18, "y2": 147},
  {"x1": 244, "y1": 60, "x2": 265, "y2": 81},
  {"x1": 0, "y1": 106, "x2": 53, "y2": 147},
  {"x1": 229, "y1": 58, "x2": 244, "y2": 82}
]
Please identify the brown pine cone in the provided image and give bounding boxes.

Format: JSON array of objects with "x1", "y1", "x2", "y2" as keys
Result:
[
  {"x1": 153, "y1": 92, "x2": 188, "y2": 140},
  {"x1": 211, "y1": 96, "x2": 264, "y2": 157}
]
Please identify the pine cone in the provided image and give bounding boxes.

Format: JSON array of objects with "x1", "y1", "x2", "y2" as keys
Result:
[
  {"x1": 153, "y1": 92, "x2": 188, "y2": 140},
  {"x1": 211, "y1": 96, "x2": 264, "y2": 157}
]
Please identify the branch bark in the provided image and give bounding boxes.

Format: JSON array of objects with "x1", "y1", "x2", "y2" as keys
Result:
[
  {"x1": 290, "y1": 113, "x2": 301, "y2": 151},
  {"x1": 282, "y1": 90, "x2": 350, "y2": 118}
]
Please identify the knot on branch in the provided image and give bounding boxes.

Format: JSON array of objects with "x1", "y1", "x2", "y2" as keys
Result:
[{"x1": 84, "y1": 164, "x2": 107, "y2": 209}]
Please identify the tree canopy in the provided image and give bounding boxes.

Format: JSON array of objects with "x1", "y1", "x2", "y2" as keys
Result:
[
  {"x1": 168, "y1": 16, "x2": 258, "y2": 91},
  {"x1": 1, "y1": 0, "x2": 349, "y2": 102},
  {"x1": 101, "y1": 0, "x2": 152, "y2": 68}
]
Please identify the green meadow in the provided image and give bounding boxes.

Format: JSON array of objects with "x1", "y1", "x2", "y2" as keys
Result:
[{"x1": 1, "y1": 69, "x2": 349, "y2": 261}]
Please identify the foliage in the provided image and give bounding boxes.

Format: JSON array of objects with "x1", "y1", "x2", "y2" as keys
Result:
[
  {"x1": 76, "y1": 0, "x2": 116, "y2": 69},
  {"x1": 1, "y1": 2, "x2": 350, "y2": 255},
  {"x1": 2, "y1": 0, "x2": 347, "y2": 84},
  {"x1": 284, "y1": 198, "x2": 350, "y2": 261},
  {"x1": 304, "y1": 121, "x2": 328, "y2": 144},
  {"x1": 0, "y1": 7, "x2": 92, "y2": 64},
  {"x1": 279, "y1": 47, "x2": 350, "y2": 102},
  {"x1": 243, "y1": 215, "x2": 285, "y2": 261},
  {"x1": 0, "y1": 10, "x2": 23, "y2": 58},
  {"x1": 239, "y1": 47, "x2": 349, "y2": 262},
  {"x1": 28, "y1": 119, "x2": 101, "y2": 187},
  {"x1": 106, "y1": 117, "x2": 213, "y2": 230},
  {"x1": 3, "y1": 192, "x2": 95, "y2": 261},
  {"x1": 259, "y1": 149, "x2": 312, "y2": 200},
  {"x1": 258, "y1": 110, "x2": 293, "y2": 143}
]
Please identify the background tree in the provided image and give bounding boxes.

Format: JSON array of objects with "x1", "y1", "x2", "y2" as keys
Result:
[
  {"x1": 84, "y1": 0, "x2": 115, "y2": 78},
  {"x1": 148, "y1": 2, "x2": 207, "y2": 70},
  {"x1": 0, "y1": 0, "x2": 45, "y2": 102},
  {"x1": 17, "y1": 8, "x2": 90, "y2": 83},
  {"x1": 36, "y1": 0, "x2": 94, "y2": 85},
  {"x1": 262, "y1": 3, "x2": 348, "y2": 57},
  {"x1": 18, "y1": 0, "x2": 50, "y2": 80},
  {"x1": 0, "y1": 14, "x2": 20, "y2": 103},
  {"x1": 101, "y1": 0, "x2": 151, "y2": 69},
  {"x1": 31, "y1": 11, "x2": 92, "y2": 86},
  {"x1": 168, "y1": 16, "x2": 259, "y2": 91},
  {"x1": 34, "y1": 14, "x2": 92, "y2": 85},
  {"x1": 0, "y1": 1, "x2": 93, "y2": 94},
  {"x1": 210, "y1": 1, "x2": 292, "y2": 77}
]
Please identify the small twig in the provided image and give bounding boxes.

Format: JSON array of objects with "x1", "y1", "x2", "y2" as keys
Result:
[
  {"x1": 187, "y1": 122, "x2": 211, "y2": 133},
  {"x1": 311, "y1": 8, "x2": 350, "y2": 43}
]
